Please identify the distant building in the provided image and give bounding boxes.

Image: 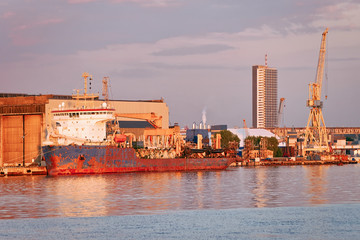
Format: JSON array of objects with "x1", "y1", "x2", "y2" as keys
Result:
[
  {"x1": 210, "y1": 125, "x2": 227, "y2": 132},
  {"x1": 185, "y1": 129, "x2": 210, "y2": 143},
  {"x1": 252, "y1": 60, "x2": 278, "y2": 128}
]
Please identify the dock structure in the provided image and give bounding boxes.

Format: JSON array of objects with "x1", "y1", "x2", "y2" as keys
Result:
[
  {"x1": 0, "y1": 166, "x2": 47, "y2": 176},
  {"x1": 233, "y1": 158, "x2": 358, "y2": 167},
  {"x1": 267, "y1": 127, "x2": 360, "y2": 156},
  {"x1": 268, "y1": 127, "x2": 360, "y2": 138}
]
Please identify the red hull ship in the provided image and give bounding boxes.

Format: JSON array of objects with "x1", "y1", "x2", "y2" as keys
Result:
[{"x1": 43, "y1": 145, "x2": 236, "y2": 176}]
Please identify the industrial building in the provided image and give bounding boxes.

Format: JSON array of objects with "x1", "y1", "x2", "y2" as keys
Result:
[
  {"x1": 252, "y1": 56, "x2": 278, "y2": 128},
  {"x1": 0, "y1": 94, "x2": 169, "y2": 167}
]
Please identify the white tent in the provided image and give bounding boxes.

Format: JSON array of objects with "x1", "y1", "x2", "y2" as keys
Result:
[{"x1": 228, "y1": 128, "x2": 278, "y2": 147}]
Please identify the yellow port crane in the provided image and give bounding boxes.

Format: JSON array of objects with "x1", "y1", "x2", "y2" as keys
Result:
[
  {"x1": 303, "y1": 28, "x2": 329, "y2": 154},
  {"x1": 278, "y1": 97, "x2": 285, "y2": 127},
  {"x1": 243, "y1": 119, "x2": 249, "y2": 138}
]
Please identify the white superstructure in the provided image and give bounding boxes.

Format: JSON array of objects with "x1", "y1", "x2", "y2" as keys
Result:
[
  {"x1": 46, "y1": 72, "x2": 116, "y2": 145},
  {"x1": 51, "y1": 107, "x2": 115, "y2": 145}
]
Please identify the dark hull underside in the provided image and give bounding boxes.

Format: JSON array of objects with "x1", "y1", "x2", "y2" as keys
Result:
[{"x1": 43, "y1": 145, "x2": 236, "y2": 176}]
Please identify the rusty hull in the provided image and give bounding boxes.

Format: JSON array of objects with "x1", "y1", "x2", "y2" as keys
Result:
[{"x1": 43, "y1": 145, "x2": 236, "y2": 176}]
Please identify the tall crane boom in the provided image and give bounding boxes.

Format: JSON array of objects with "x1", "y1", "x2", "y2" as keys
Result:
[
  {"x1": 278, "y1": 97, "x2": 285, "y2": 127},
  {"x1": 243, "y1": 119, "x2": 249, "y2": 138},
  {"x1": 315, "y1": 28, "x2": 328, "y2": 96},
  {"x1": 303, "y1": 28, "x2": 329, "y2": 155}
]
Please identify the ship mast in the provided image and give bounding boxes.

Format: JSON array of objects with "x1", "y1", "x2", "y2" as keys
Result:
[
  {"x1": 72, "y1": 72, "x2": 99, "y2": 108},
  {"x1": 72, "y1": 72, "x2": 99, "y2": 100}
]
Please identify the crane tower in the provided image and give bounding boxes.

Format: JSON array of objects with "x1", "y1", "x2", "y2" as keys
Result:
[
  {"x1": 278, "y1": 97, "x2": 285, "y2": 127},
  {"x1": 102, "y1": 77, "x2": 110, "y2": 102},
  {"x1": 303, "y1": 28, "x2": 329, "y2": 154}
]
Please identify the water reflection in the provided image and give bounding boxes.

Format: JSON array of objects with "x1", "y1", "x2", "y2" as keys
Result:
[
  {"x1": 0, "y1": 165, "x2": 359, "y2": 219},
  {"x1": 252, "y1": 167, "x2": 268, "y2": 208},
  {"x1": 249, "y1": 165, "x2": 329, "y2": 208},
  {"x1": 45, "y1": 175, "x2": 108, "y2": 217},
  {"x1": 0, "y1": 176, "x2": 48, "y2": 219},
  {"x1": 304, "y1": 165, "x2": 328, "y2": 205}
]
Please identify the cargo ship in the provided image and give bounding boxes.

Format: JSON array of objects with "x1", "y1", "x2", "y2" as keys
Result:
[
  {"x1": 43, "y1": 145, "x2": 235, "y2": 176},
  {"x1": 42, "y1": 73, "x2": 236, "y2": 176}
]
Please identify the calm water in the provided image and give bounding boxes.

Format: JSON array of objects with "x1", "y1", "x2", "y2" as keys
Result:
[{"x1": 1, "y1": 165, "x2": 360, "y2": 239}]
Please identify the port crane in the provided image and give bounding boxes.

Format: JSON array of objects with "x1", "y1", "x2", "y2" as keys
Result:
[
  {"x1": 243, "y1": 119, "x2": 249, "y2": 138},
  {"x1": 303, "y1": 28, "x2": 329, "y2": 154},
  {"x1": 278, "y1": 97, "x2": 285, "y2": 127}
]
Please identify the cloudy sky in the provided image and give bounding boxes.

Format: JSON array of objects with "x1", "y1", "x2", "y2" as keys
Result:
[{"x1": 1, "y1": 0, "x2": 360, "y2": 128}]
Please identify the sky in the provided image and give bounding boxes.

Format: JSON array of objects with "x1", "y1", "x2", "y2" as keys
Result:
[{"x1": 1, "y1": 0, "x2": 360, "y2": 128}]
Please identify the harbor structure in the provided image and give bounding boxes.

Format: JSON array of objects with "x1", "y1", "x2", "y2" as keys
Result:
[{"x1": 252, "y1": 55, "x2": 278, "y2": 128}]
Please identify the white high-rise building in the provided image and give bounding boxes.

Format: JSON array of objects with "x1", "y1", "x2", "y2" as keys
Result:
[{"x1": 252, "y1": 63, "x2": 278, "y2": 128}]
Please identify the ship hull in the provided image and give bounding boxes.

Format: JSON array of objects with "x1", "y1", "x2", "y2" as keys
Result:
[{"x1": 43, "y1": 145, "x2": 236, "y2": 176}]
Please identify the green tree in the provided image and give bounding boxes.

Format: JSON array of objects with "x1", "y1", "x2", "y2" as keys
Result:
[
  {"x1": 245, "y1": 136, "x2": 282, "y2": 157},
  {"x1": 346, "y1": 136, "x2": 354, "y2": 142},
  {"x1": 216, "y1": 130, "x2": 240, "y2": 148},
  {"x1": 245, "y1": 136, "x2": 261, "y2": 146},
  {"x1": 267, "y1": 137, "x2": 279, "y2": 152},
  {"x1": 267, "y1": 137, "x2": 283, "y2": 157}
]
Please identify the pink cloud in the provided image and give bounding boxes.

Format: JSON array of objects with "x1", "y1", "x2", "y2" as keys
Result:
[
  {"x1": 135, "y1": 0, "x2": 179, "y2": 7},
  {"x1": 67, "y1": 0, "x2": 97, "y2": 3},
  {"x1": 1, "y1": 11, "x2": 15, "y2": 19},
  {"x1": 9, "y1": 34, "x2": 39, "y2": 47},
  {"x1": 67, "y1": 0, "x2": 179, "y2": 7},
  {"x1": 12, "y1": 18, "x2": 64, "y2": 32},
  {"x1": 9, "y1": 18, "x2": 65, "y2": 46},
  {"x1": 37, "y1": 18, "x2": 64, "y2": 26},
  {"x1": 311, "y1": 2, "x2": 360, "y2": 30}
]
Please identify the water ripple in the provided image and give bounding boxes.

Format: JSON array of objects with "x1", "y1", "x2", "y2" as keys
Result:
[{"x1": 0, "y1": 165, "x2": 359, "y2": 219}]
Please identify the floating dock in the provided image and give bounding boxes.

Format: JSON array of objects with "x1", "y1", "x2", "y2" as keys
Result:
[{"x1": 0, "y1": 166, "x2": 47, "y2": 177}]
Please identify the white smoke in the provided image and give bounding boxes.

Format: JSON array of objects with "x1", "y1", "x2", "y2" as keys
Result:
[{"x1": 202, "y1": 107, "x2": 207, "y2": 128}]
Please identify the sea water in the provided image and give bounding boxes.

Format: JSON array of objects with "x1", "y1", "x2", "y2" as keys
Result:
[{"x1": 1, "y1": 164, "x2": 359, "y2": 239}]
